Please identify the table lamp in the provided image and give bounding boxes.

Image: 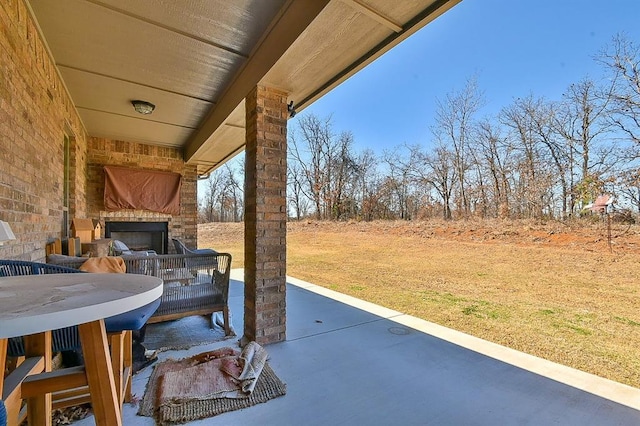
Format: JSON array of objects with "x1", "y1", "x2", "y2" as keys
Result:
[{"x1": 0, "y1": 220, "x2": 16, "y2": 245}]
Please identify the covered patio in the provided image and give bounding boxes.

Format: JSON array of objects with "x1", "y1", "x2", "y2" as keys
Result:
[
  {"x1": 73, "y1": 270, "x2": 640, "y2": 425},
  {"x1": 1, "y1": 0, "x2": 463, "y2": 345},
  {"x1": 3, "y1": 1, "x2": 640, "y2": 424}
]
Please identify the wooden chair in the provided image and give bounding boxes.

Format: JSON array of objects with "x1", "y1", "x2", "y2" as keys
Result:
[{"x1": 1, "y1": 337, "x2": 47, "y2": 426}]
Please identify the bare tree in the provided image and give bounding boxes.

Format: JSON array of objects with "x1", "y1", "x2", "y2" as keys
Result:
[
  {"x1": 353, "y1": 149, "x2": 379, "y2": 221},
  {"x1": 500, "y1": 95, "x2": 574, "y2": 218},
  {"x1": 198, "y1": 158, "x2": 244, "y2": 222},
  {"x1": 614, "y1": 167, "x2": 640, "y2": 213},
  {"x1": 288, "y1": 114, "x2": 332, "y2": 219},
  {"x1": 199, "y1": 171, "x2": 224, "y2": 222},
  {"x1": 501, "y1": 97, "x2": 545, "y2": 218},
  {"x1": 519, "y1": 98, "x2": 573, "y2": 218},
  {"x1": 432, "y1": 77, "x2": 485, "y2": 217},
  {"x1": 475, "y1": 119, "x2": 514, "y2": 218},
  {"x1": 288, "y1": 113, "x2": 360, "y2": 220},
  {"x1": 220, "y1": 163, "x2": 243, "y2": 221},
  {"x1": 598, "y1": 34, "x2": 640, "y2": 144},
  {"x1": 329, "y1": 131, "x2": 357, "y2": 220},
  {"x1": 278, "y1": 50, "x2": 640, "y2": 223},
  {"x1": 287, "y1": 161, "x2": 309, "y2": 220},
  {"x1": 555, "y1": 77, "x2": 616, "y2": 211},
  {"x1": 382, "y1": 146, "x2": 420, "y2": 220},
  {"x1": 411, "y1": 141, "x2": 456, "y2": 220}
]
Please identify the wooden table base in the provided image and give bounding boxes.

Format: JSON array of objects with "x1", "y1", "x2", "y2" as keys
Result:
[
  {"x1": 78, "y1": 320, "x2": 123, "y2": 426},
  {"x1": 1, "y1": 322, "x2": 124, "y2": 426}
]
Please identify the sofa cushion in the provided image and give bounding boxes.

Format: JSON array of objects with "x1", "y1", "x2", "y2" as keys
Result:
[
  {"x1": 78, "y1": 257, "x2": 126, "y2": 273},
  {"x1": 105, "y1": 299, "x2": 161, "y2": 332}
]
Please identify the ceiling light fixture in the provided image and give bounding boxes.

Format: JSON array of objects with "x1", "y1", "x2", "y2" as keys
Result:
[
  {"x1": 131, "y1": 100, "x2": 156, "y2": 115},
  {"x1": 287, "y1": 101, "x2": 296, "y2": 118}
]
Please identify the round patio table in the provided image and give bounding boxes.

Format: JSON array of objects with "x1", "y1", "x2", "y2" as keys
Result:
[{"x1": 0, "y1": 273, "x2": 163, "y2": 425}]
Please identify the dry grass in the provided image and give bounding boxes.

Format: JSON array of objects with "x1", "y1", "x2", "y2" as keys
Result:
[{"x1": 199, "y1": 219, "x2": 640, "y2": 389}]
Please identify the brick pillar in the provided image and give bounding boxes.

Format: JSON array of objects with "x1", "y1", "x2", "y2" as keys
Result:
[{"x1": 243, "y1": 85, "x2": 288, "y2": 345}]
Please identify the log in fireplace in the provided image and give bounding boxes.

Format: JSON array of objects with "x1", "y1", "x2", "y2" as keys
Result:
[{"x1": 104, "y1": 221, "x2": 169, "y2": 254}]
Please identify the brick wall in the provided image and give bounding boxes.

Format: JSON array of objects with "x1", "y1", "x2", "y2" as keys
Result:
[
  {"x1": 244, "y1": 85, "x2": 288, "y2": 345},
  {"x1": 86, "y1": 138, "x2": 198, "y2": 251},
  {"x1": 0, "y1": 0, "x2": 87, "y2": 261},
  {"x1": 0, "y1": 0, "x2": 198, "y2": 259}
]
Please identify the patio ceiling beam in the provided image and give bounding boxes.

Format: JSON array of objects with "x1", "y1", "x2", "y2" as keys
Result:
[
  {"x1": 184, "y1": 0, "x2": 331, "y2": 162},
  {"x1": 340, "y1": 0, "x2": 402, "y2": 33}
]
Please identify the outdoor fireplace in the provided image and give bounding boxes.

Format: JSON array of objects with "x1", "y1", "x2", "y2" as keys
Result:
[{"x1": 104, "y1": 221, "x2": 169, "y2": 254}]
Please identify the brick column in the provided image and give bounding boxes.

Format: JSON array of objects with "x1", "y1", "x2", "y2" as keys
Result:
[{"x1": 243, "y1": 85, "x2": 288, "y2": 345}]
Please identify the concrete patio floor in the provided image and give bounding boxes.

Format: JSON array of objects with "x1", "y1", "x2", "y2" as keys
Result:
[{"x1": 76, "y1": 269, "x2": 640, "y2": 425}]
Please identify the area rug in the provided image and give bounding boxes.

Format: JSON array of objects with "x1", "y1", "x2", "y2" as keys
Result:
[
  {"x1": 143, "y1": 313, "x2": 236, "y2": 352},
  {"x1": 138, "y1": 343, "x2": 286, "y2": 425}
]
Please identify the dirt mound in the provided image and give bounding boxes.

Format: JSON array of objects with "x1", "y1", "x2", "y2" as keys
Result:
[{"x1": 200, "y1": 219, "x2": 640, "y2": 255}]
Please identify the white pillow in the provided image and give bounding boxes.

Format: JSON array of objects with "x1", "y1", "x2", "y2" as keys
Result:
[{"x1": 112, "y1": 240, "x2": 131, "y2": 253}]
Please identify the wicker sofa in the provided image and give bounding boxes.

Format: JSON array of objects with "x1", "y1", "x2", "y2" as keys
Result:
[{"x1": 47, "y1": 251, "x2": 233, "y2": 335}]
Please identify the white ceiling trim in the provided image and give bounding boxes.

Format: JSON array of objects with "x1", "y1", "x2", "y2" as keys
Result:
[{"x1": 341, "y1": 0, "x2": 403, "y2": 33}]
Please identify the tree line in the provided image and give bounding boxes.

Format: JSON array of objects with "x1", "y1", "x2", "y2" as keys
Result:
[{"x1": 199, "y1": 35, "x2": 640, "y2": 223}]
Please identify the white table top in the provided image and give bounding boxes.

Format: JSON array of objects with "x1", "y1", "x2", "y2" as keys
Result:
[{"x1": 0, "y1": 273, "x2": 163, "y2": 338}]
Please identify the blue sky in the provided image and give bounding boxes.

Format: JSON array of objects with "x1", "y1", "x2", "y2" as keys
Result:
[{"x1": 295, "y1": 0, "x2": 640, "y2": 154}]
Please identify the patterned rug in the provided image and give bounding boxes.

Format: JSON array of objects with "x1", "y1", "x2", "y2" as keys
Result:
[
  {"x1": 143, "y1": 313, "x2": 236, "y2": 352},
  {"x1": 138, "y1": 345, "x2": 286, "y2": 425}
]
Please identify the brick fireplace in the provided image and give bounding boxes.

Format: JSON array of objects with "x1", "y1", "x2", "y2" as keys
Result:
[{"x1": 86, "y1": 137, "x2": 199, "y2": 252}]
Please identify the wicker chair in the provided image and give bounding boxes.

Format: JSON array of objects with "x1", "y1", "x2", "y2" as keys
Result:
[
  {"x1": 172, "y1": 238, "x2": 217, "y2": 255},
  {"x1": 0, "y1": 400, "x2": 6, "y2": 426},
  {"x1": 122, "y1": 253, "x2": 232, "y2": 334},
  {"x1": 171, "y1": 238, "x2": 220, "y2": 274}
]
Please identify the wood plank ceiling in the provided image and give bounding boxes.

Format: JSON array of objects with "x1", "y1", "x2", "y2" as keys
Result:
[{"x1": 27, "y1": 0, "x2": 461, "y2": 176}]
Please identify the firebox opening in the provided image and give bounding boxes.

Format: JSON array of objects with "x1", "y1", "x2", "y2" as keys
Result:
[{"x1": 104, "y1": 221, "x2": 169, "y2": 254}]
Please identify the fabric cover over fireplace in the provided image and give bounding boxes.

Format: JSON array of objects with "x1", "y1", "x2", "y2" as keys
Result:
[{"x1": 104, "y1": 165, "x2": 181, "y2": 214}]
